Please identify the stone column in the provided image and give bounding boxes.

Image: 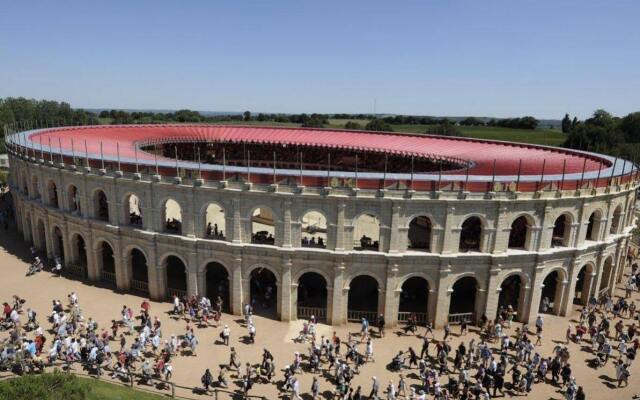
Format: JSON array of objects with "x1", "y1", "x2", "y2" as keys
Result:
[
  {"x1": 330, "y1": 262, "x2": 347, "y2": 325},
  {"x1": 560, "y1": 260, "x2": 579, "y2": 316},
  {"x1": 427, "y1": 286, "x2": 438, "y2": 325},
  {"x1": 280, "y1": 257, "x2": 293, "y2": 321},
  {"x1": 334, "y1": 203, "x2": 346, "y2": 251},
  {"x1": 383, "y1": 263, "x2": 399, "y2": 326},
  {"x1": 282, "y1": 200, "x2": 292, "y2": 248},
  {"x1": 517, "y1": 286, "x2": 531, "y2": 322},
  {"x1": 523, "y1": 263, "x2": 546, "y2": 322},
  {"x1": 483, "y1": 228, "x2": 496, "y2": 254},
  {"x1": 434, "y1": 263, "x2": 452, "y2": 328},
  {"x1": 387, "y1": 203, "x2": 402, "y2": 253},
  {"x1": 117, "y1": 254, "x2": 131, "y2": 291},
  {"x1": 231, "y1": 254, "x2": 243, "y2": 315},
  {"x1": 590, "y1": 253, "x2": 605, "y2": 300},
  {"x1": 232, "y1": 198, "x2": 242, "y2": 244},
  {"x1": 86, "y1": 230, "x2": 100, "y2": 282},
  {"x1": 326, "y1": 285, "x2": 335, "y2": 325},
  {"x1": 441, "y1": 206, "x2": 456, "y2": 254},
  {"x1": 537, "y1": 206, "x2": 553, "y2": 251},
  {"x1": 483, "y1": 266, "x2": 502, "y2": 321},
  {"x1": 182, "y1": 211, "x2": 196, "y2": 237},
  {"x1": 553, "y1": 276, "x2": 568, "y2": 315},
  {"x1": 186, "y1": 251, "x2": 199, "y2": 295}
]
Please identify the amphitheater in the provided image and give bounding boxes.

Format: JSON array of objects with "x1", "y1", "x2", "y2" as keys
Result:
[{"x1": 3, "y1": 124, "x2": 638, "y2": 328}]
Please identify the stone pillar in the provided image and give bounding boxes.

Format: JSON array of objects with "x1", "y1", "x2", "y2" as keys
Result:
[
  {"x1": 553, "y1": 276, "x2": 568, "y2": 315},
  {"x1": 427, "y1": 287, "x2": 438, "y2": 325},
  {"x1": 483, "y1": 228, "x2": 496, "y2": 254},
  {"x1": 182, "y1": 211, "x2": 196, "y2": 238},
  {"x1": 518, "y1": 286, "x2": 531, "y2": 322},
  {"x1": 537, "y1": 206, "x2": 553, "y2": 251},
  {"x1": 434, "y1": 263, "x2": 452, "y2": 328},
  {"x1": 431, "y1": 227, "x2": 444, "y2": 254},
  {"x1": 560, "y1": 260, "x2": 579, "y2": 316},
  {"x1": 186, "y1": 251, "x2": 198, "y2": 295},
  {"x1": 387, "y1": 203, "x2": 402, "y2": 253},
  {"x1": 195, "y1": 212, "x2": 205, "y2": 238},
  {"x1": 383, "y1": 263, "x2": 399, "y2": 326},
  {"x1": 231, "y1": 254, "x2": 243, "y2": 315},
  {"x1": 86, "y1": 230, "x2": 100, "y2": 282},
  {"x1": 280, "y1": 257, "x2": 293, "y2": 321},
  {"x1": 334, "y1": 203, "x2": 346, "y2": 251},
  {"x1": 523, "y1": 263, "x2": 545, "y2": 323},
  {"x1": 491, "y1": 205, "x2": 507, "y2": 254},
  {"x1": 282, "y1": 200, "x2": 292, "y2": 248},
  {"x1": 232, "y1": 198, "x2": 242, "y2": 244},
  {"x1": 330, "y1": 262, "x2": 347, "y2": 325},
  {"x1": 117, "y1": 254, "x2": 132, "y2": 291},
  {"x1": 483, "y1": 266, "x2": 502, "y2": 321},
  {"x1": 441, "y1": 206, "x2": 456, "y2": 254}
]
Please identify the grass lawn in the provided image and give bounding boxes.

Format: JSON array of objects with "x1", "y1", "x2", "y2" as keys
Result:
[{"x1": 82, "y1": 377, "x2": 165, "y2": 400}]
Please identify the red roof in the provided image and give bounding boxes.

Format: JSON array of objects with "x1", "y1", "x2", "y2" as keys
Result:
[{"x1": 27, "y1": 124, "x2": 608, "y2": 177}]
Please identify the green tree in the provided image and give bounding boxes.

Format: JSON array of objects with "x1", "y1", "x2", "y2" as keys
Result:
[
  {"x1": 364, "y1": 118, "x2": 392, "y2": 132},
  {"x1": 425, "y1": 121, "x2": 463, "y2": 137},
  {"x1": 243, "y1": 111, "x2": 251, "y2": 121},
  {"x1": 344, "y1": 121, "x2": 362, "y2": 130},
  {"x1": 302, "y1": 117, "x2": 325, "y2": 128},
  {"x1": 561, "y1": 113, "x2": 571, "y2": 133}
]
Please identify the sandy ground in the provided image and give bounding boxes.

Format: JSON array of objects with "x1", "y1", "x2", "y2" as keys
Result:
[{"x1": 1, "y1": 225, "x2": 640, "y2": 399}]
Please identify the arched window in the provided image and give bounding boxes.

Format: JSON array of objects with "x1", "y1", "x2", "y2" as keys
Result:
[
  {"x1": 94, "y1": 190, "x2": 109, "y2": 222},
  {"x1": 205, "y1": 203, "x2": 226, "y2": 240},
  {"x1": 47, "y1": 181, "x2": 58, "y2": 208},
  {"x1": 68, "y1": 185, "x2": 80, "y2": 214},
  {"x1": 551, "y1": 214, "x2": 571, "y2": 247},
  {"x1": 301, "y1": 211, "x2": 327, "y2": 248},
  {"x1": 610, "y1": 205, "x2": 622, "y2": 235},
  {"x1": 165, "y1": 255, "x2": 187, "y2": 298},
  {"x1": 586, "y1": 211, "x2": 601, "y2": 241},
  {"x1": 126, "y1": 194, "x2": 143, "y2": 226},
  {"x1": 408, "y1": 216, "x2": 432, "y2": 251},
  {"x1": 354, "y1": 213, "x2": 380, "y2": 251},
  {"x1": 130, "y1": 248, "x2": 149, "y2": 294},
  {"x1": 508, "y1": 216, "x2": 530, "y2": 249},
  {"x1": 459, "y1": 217, "x2": 482, "y2": 252},
  {"x1": 31, "y1": 175, "x2": 40, "y2": 199},
  {"x1": 163, "y1": 199, "x2": 182, "y2": 234},
  {"x1": 449, "y1": 276, "x2": 478, "y2": 323},
  {"x1": 251, "y1": 207, "x2": 275, "y2": 245}
]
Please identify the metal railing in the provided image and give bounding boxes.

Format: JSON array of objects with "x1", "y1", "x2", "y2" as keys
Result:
[
  {"x1": 347, "y1": 310, "x2": 378, "y2": 323},
  {"x1": 65, "y1": 263, "x2": 87, "y2": 279},
  {"x1": 101, "y1": 270, "x2": 116, "y2": 284},
  {"x1": 168, "y1": 287, "x2": 187, "y2": 299},
  {"x1": 448, "y1": 312, "x2": 474, "y2": 324},
  {"x1": 297, "y1": 306, "x2": 327, "y2": 321},
  {"x1": 131, "y1": 279, "x2": 149, "y2": 294},
  {"x1": 397, "y1": 311, "x2": 429, "y2": 325}
]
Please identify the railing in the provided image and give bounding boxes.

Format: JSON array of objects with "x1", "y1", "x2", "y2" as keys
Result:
[
  {"x1": 168, "y1": 287, "x2": 187, "y2": 299},
  {"x1": 65, "y1": 263, "x2": 87, "y2": 279},
  {"x1": 101, "y1": 270, "x2": 116, "y2": 284},
  {"x1": 131, "y1": 279, "x2": 149, "y2": 294},
  {"x1": 0, "y1": 359, "x2": 267, "y2": 400},
  {"x1": 448, "y1": 312, "x2": 474, "y2": 324},
  {"x1": 598, "y1": 287, "x2": 610, "y2": 298},
  {"x1": 397, "y1": 311, "x2": 429, "y2": 325},
  {"x1": 347, "y1": 309, "x2": 378, "y2": 323},
  {"x1": 297, "y1": 306, "x2": 327, "y2": 321}
]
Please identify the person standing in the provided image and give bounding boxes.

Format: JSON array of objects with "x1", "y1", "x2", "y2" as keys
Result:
[
  {"x1": 201, "y1": 368, "x2": 213, "y2": 393},
  {"x1": 369, "y1": 376, "x2": 380, "y2": 400},
  {"x1": 221, "y1": 325, "x2": 230, "y2": 346},
  {"x1": 378, "y1": 314, "x2": 385, "y2": 338},
  {"x1": 311, "y1": 376, "x2": 320, "y2": 399}
]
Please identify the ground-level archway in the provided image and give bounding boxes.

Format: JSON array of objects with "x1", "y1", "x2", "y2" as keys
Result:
[
  {"x1": 130, "y1": 248, "x2": 149, "y2": 295},
  {"x1": 297, "y1": 272, "x2": 328, "y2": 321},
  {"x1": 98, "y1": 241, "x2": 116, "y2": 285},
  {"x1": 347, "y1": 275, "x2": 379, "y2": 322},
  {"x1": 69, "y1": 233, "x2": 88, "y2": 279},
  {"x1": 497, "y1": 275, "x2": 524, "y2": 321},
  {"x1": 52, "y1": 226, "x2": 64, "y2": 261},
  {"x1": 574, "y1": 264, "x2": 595, "y2": 307},
  {"x1": 35, "y1": 219, "x2": 46, "y2": 253},
  {"x1": 399, "y1": 276, "x2": 430, "y2": 325},
  {"x1": 539, "y1": 269, "x2": 566, "y2": 315},
  {"x1": 449, "y1": 276, "x2": 478, "y2": 324},
  {"x1": 599, "y1": 257, "x2": 614, "y2": 296},
  {"x1": 249, "y1": 267, "x2": 277, "y2": 318},
  {"x1": 165, "y1": 255, "x2": 187, "y2": 298},
  {"x1": 205, "y1": 262, "x2": 230, "y2": 312}
]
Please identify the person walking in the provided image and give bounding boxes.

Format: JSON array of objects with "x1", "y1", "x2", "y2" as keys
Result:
[
  {"x1": 201, "y1": 368, "x2": 213, "y2": 393},
  {"x1": 221, "y1": 324, "x2": 230, "y2": 346}
]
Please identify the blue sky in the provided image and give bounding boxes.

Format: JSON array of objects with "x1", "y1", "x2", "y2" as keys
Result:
[{"x1": 1, "y1": 1, "x2": 639, "y2": 119}]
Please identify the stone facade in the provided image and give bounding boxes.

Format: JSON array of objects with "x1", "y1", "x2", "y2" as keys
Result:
[{"x1": 7, "y1": 153, "x2": 637, "y2": 327}]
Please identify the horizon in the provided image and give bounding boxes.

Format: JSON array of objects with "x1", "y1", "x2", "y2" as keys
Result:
[{"x1": 1, "y1": 1, "x2": 639, "y2": 119}]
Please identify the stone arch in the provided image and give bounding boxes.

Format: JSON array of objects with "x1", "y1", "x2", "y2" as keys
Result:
[
  {"x1": 551, "y1": 212, "x2": 573, "y2": 247},
  {"x1": 574, "y1": 262, "x2": 596, "y2": 306},
  {"x1": 126, "y1": 245, "x2": 149, "y2": 294},
  {"x1": 66, "y1": 184, "x2": 81, "y2": 214},
  {"x1": 203, "y1": 261, "x2": 230, "y2": 312},
  {"x1": 347, "y1": 274, "x2": 380, "y2": 321},
  {"x1": 449, "y1": 275, "x2": 480, "y2": 323},
  {"x1": 585, "y1": 209, "x2": 603, "y2": 241},
  {"x1": 122, "y1": 192, "x2": 143, "y2": 227},
  {"x1": 69, "y1": 231, "x2": 87, "y2": 267},
  {"x1": 496, "y1": 271, "x2": 530, "y2": 321},
  {"x1": 398, "y1": 275, "x2": 431, "y2": 325},
  {"x1": 539, "y1": 267, "x2": 568, "y2": 315},
  {"x1": 204, "y1": 202, "x2": 226, "y2": 240},
  {"x1": 459, "y1": 215, "x2": 484, "y2": 252},
  {"x1": 610, "y1": 205, "x2": 623, "y2": 235},
  {"x1": 248, "y1": 265, "x2": 279, "y2": 318},
  {"x1": 407, "y1": 215, "x2": 432, "y2": 252},
  {"x1": 92, "y1": 188, "x2": 109, "y2": 222},
  {"x1": 599, "y1": 255, "x2": 615, "y2": 293},
  {"x1": 46, "y1": 180, "x2": 59, "y2": 208},
  {"x1": 244, "y1": 263, "x2": 282, "y2": 285},
  {"x1": 35, "y1": 218, "x2": 46, "y2": 251},
  {"x1": 164, "y1": 254, "x2": 188, "y2": 298},
  {"x1": 162, "y1": 198, "x2": 182, "y2": 234},
  {"x1": 50, "y1": 224, "x2": 64, "y2": 260},
  {"x1": 300, "y1": 209, "x2": 328, "y2": 248},
  {"x1": 297, "y1": 271, "x2": 329, "y2": 321},
  {"x1": 353, "y1": 211, "x2": 381, "y2": 251},
  {"x1": 95, "y1": 239, "x2": 116, "y2": 285},
  {"x1": 250, "y1": 205, "x2": 276, "y2": 245},
  {"x1": 293, "y1": 266, "x2": 333, "y2": 287},
  {"x1": 31, "y1": 175, "x2": 40, "y2": 199},
  {"x1": 508, "y1": 214, "x2": 535, "y2": 250}
]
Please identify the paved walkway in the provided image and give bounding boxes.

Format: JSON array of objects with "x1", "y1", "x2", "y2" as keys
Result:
[{"x1": 0, "y1": 219, "x2": 639, "y2": 399}]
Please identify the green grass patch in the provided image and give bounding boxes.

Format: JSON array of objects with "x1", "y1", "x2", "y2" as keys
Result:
[{"x1": 82, "y1": 377, "x2": 165, "y2": 400}]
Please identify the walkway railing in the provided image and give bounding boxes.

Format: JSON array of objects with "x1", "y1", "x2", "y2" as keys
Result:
[
  {"x1": 347, "y1": 309, "x2": 378, "y2": 323},
  {"x1": 65, "y1": 263, "x2": 87, "y2": 279},
  {"x1": 397, "y1": 311, "x2": 429, "y2": 325},
  {"x1": 168, "y1": 287, "x2": 187, "y2": 299},
  {"x1": 448, "y1": 312, "x2": 474, "y2": 324},
  {"x1": 131, "y1": 279, "x2": 149, "y2": 294},
  {"x1": 101, "y1": 270, "x2": 116, "y2": 284},
  {"x1": 297, "y1": 306, "x2": 327, "y2": 321}
]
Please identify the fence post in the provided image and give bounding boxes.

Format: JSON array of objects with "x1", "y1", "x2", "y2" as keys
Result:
[
  {"x1": 171, "y1": 383, "x2": 175, "y2": 398},
  {"x1": 214, "y1": 389, "x2": 218, "y2": 400},
  {"x1": 129, "y1": 373, "x2": 134, "y2": 387}
]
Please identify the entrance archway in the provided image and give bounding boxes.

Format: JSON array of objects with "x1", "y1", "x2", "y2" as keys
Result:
[
  {"x1": 586, "y1": 211, "x2": 602, "y2": 241},
  {"x1": 249, "y1": 267, "x2": 277, "y2": 318},
  {"x1": 498, "y1": 275, "x2": 523, "y2": 320},
  {"x1": 599, "y1": 257, "x2": 614, "y2": 295},
  {"x1": 35, "y1": 219, "x2": 46, "y2": 252},
  {"x1": 399, "y1": 277, "x2": 430, "y2": 325},
  {"x1": 539, "y1": 270, "x2": 566, "y2": 315},
  {"x1": 297, "y1": 272, "x2": 328, "y2": 321},
  {"x1": 574, "y1": 264, "x2": 594, "y2": 306},
  {"x1": 130, "y1": 249, "x2": 149, "y2": 294},
  {"x1": 347, "y1": 275, "x2": 379, "y2": 322},
  {"x1": 205, "y1": 262, "x2": 230, "y2": 312},
  {"x1": 52, "y1": 226, "x2": 64, "y2": 261},
  {"x1": 165, "y1": 255, "x2": 187, "y2": 298},
  {"x1": 98, "y1": 241, "x2": 116, "y2": 284},
  {"x1": 407, "y1": 216, "x2": 432, "y2": 251},
  {"x1": 70, "y1": 234, "x2": 87, "y2": 278},
  {"x1": 449, "y1": 276, "x2": 478, "y2": 323}
]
